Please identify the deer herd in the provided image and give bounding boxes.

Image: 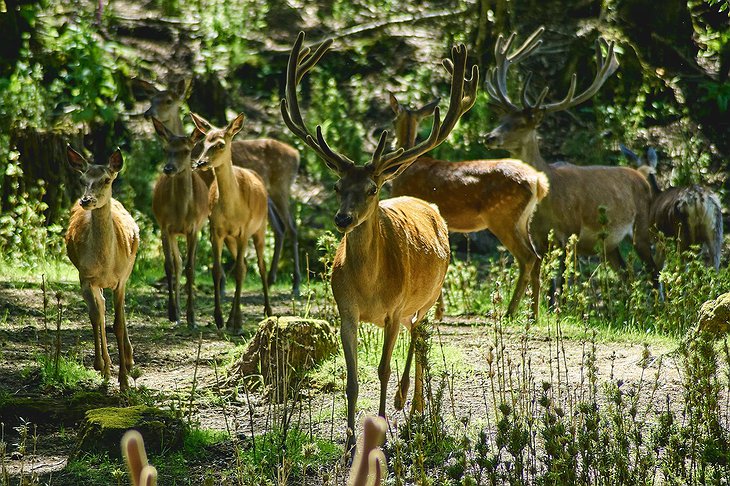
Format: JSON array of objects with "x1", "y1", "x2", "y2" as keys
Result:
[{"x1": 63, "y1": 28, "x2": 723, "y2": 450}]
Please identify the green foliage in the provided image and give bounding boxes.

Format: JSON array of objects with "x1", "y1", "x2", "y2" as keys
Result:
[{"x1": 32, "y1": 353, "x2": 101, "y2": 391}]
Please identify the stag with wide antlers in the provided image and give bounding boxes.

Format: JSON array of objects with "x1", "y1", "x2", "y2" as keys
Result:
[
  {"x1": 620, "y1": 144, "x2": 723, "y2": 270},
  {"x1": 389, "y1": 92, "x2": 549, "y2": 318},
  {"x1": 484, "y1": 27, "x2": 659, "y2": 298},
  {"x1": 281, "y1": 32, "x2": 478, "y2": 454}
]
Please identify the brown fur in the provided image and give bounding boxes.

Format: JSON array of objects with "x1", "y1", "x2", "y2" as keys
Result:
[
  {"x1": 389, "y1": 95, "x2": 549, "y2": 316},
  {"x1": 191, "y1": 112, "x2": 272, "y2": 331},
  {"x1": 65, "y1": 148, "x2": 139, "y2": 390}
]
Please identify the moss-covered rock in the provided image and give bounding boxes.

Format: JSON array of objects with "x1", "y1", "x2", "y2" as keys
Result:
[
  {"x1": 229, "y1": 316, "x2": 339, "y2": 401},
  {"x1": 74, "y1": 406, "x2": 185, "y2": 458},
  {"x1": 0, "y1": 390, "x2": 117, "y2": 428},
  {"x1": 697, "y1": 293, "x2": 730, "y2": 337}
]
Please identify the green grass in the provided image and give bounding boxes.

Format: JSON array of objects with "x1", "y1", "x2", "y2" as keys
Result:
[{"x1": 32, "y1": 352, "x2": 102, "y2": 390}]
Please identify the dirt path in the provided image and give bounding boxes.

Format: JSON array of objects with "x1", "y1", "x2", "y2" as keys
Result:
[{"x1": 0, "y1": 277, "x2": 682, "y2": 482}]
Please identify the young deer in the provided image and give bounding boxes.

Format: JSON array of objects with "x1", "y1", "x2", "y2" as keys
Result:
[
  {"x1": 484, "y1": 27, "x2": 659, "y2": 296},
  {"x1": 65, "y1": 146, "x2": 140, "y2": 390},
  {"x1": 281, "y1": 32, "x2": 478, "y2": 453},
  {"x1": 136, "y1": 77, "x2": 302, "y2": 295},
  {"x1": 151, "y1": 118, "x2": 209, "y2": 328},
  {"x1": 190, "y1": 112, "x2": 273, "y2": 332},
  {"x1": 389, "y1": 93, "x2": 549, "y2": 317},
  {"x1": 620, "y1": 144, "x2": 723, "y2": 270}
]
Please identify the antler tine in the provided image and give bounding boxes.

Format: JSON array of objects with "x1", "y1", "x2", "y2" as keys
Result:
[
  {"x1": 485, "y1": 28, "x2": 545, "y2": 113},
  {"x1": 374, "y1": 43, "x2": 478, "y2": 175},
  {"x1": 281, "y1": 32, "x2": 353, "y2": 172},
  {"x1": 542, "y1": 38, "x2": 619, "y2": 114}
]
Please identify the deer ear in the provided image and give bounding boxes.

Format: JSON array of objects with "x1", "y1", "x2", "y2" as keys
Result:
[
  {"x1": 173, "y1": 78, "x2": 192, "y2": 101},
  {"x1": 619, "y1": 143, "x2": 641, "y2": 165},
  {"x1": 131, "y1": 78, "x2": 160, "y2": 100},
  {"x1": 189, "y1": 112, "x2": 212, "y2": 134},
  {"x1": 189, "y1": 126, "x2": 205, "y2": 145},
  {"x1": 646, "y1": 147, "x2": 658, "y2": 168},
  {"x1": 66, "y1": 145, "x2": 88, "y2": 173},
  {"x1": 108, "y1": 149, "x2": 124, "y2": 173},
  {"x1": 227, "y1": 113, "x2": 245, "y2": 138},
  {"x1": 151, "y1": 118, "x2": 172, "y2": 143},
  {"x1": 388, "y1": 92, "x2": 401, "y2": 115},
  {"x1": 415, "y1": 98, "x2": 440, "y2": 118}
]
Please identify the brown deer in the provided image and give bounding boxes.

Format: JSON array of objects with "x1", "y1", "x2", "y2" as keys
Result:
[
  {"x1": 190, "y1": 112, "x2": 272, "y2": 332},
  {"x1": 151, "y1": 118, "x2": 209, "y2": 328},
  {"x1": 65, "y1": 146, "x2": 139, "y2": 390},
  {"x1": 389, "y1": 93, "x2": 549, "y2": 317},
  {"x1": 620, "y1": 144, "x2": 723, "y2": 270},
  {"x1": 136, "y1": 77, "x2": 302, "y2": 295},
  {"x1": 483, "y1": 27, "x2": 659, "y2": 296},
  {"x1": 281, "y1": 31, "x2": 477, "y2": 453}
]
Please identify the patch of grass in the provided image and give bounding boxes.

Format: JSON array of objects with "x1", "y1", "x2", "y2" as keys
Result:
[{"x1": 32, "y1": 352, "x2": 101, "y2": 390}]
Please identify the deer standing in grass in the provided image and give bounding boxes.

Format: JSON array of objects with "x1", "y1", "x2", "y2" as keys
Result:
[
  {"x1": 136, "y1": 77, "x2": 302, "y2": 295},
  {"x1": 620, "y1": 144, "x2": 723, "y2": 270},
  {"x1": 389, "y1": 93, "x2": 549, "y2": 317},
  {"x1": 281, "y1": 32, "x2": 477, "y2": 453},
  {"x1": 484, "y1": 27, "x2": 659, "y2": 297},
  {"x1": 151, "y1": 118, "x2": 209, "y2": 328},
  {"x1": 65, "y1": 146, "x2": 139, "y2": 390},
  {"x1": 190, "y1": 112, "x2": 272, "y2": 332}
]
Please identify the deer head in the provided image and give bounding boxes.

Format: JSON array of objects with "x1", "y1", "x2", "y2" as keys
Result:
[
  {"x1": 281, "y1": 32, "x2": 479, "y2": 233},
  {"x1": 484, "y1": 27, "x2": 619, "y2": 151},
  {"x1": 189, "y1": 112, "x2": 245, "y2": 172},
  {"x1": 66, "y1": 145, "x2": 123, "y2": 210},
  {"x1": 135, "y1": 78, "x2": 192, "y2": 130},
  {"x1": 151, "y1": 117, "x2": 202, "y2": 175}
]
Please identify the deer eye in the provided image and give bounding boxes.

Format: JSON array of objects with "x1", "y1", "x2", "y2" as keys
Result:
[{"x1": 367, "y1": 186, "x2": 377, "y2": 196}]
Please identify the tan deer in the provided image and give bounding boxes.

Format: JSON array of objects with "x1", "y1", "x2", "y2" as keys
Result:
[
  {"x1": 136, "y1": 77, "x2": 302, "y2": 295},
  {"x1": 389, "y1": 93, "x2": 549, "y2": 317},
  {"x1": 281, "y1": 31, "x2": 478, "y2": 453},
  {"x1": 190, "y1": 112, "x2": 272, "y2": 332},
  {"x1": 65, "y1": 146, "x2": 140, "y2": 390},
  {"x1": 483, "y1": 27, "x2": 659, "y2": 296},
  {"x1": 151, "y1": 118, "x2": 209, "y2": 328},
  {"x1": 620, "y1": 144, "x2": 723, "y2": 270}
]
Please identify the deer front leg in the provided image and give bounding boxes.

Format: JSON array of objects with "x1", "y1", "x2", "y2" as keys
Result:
[
  {"x1": 82, "y1": 282, "x2": 109, "y2": 377},
  {"x1": 113, "y1": 283, "x2": 133, "y2": 390},
  {"x1": 228, "y1": 237, "x2": 246, "y2": 333},
  {"x1": 161, "y1": 232, "x2": 179, "y2": 324},
  {"x1": 253, "y1": 228, "x2": 272, "y2": 317},
  {"x1": 267, "y1": 201, "x2": 285, "y2": 287},
  {"x1": 211, "y1": 234, "x2": 225, "y2": 329},
  {"x1": 185, "y1": 229, "x2": 199, "y2": 329},
  {"x1": 378, "y1": 316, "x2": 400, "y2": 418},
  {"x1": 340, "y1": 311, "x2": 359, "y2": 456}
]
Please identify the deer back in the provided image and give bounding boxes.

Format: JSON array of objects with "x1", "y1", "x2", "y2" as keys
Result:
[
  {"x1": 230, "y1": 138, "x2": 299, "y2": 197},
  {"x1": 332, "y1": 196, "x2": 449, "y2": 328},
  {"x1": 391, "y1": 157, "x2": 548, "y2": 233},
  {"x1": 531, "y1": 164, "x2": 652, "y2": 252}
]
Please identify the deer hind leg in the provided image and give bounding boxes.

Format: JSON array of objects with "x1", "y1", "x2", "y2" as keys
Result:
[
  {"x1": 253, "y1": 228, "x2": 273, "y2": 317},
  {"x1": 161, "y1": 232, "x2": 179, "y2": 324},
  {"x1": 378, "y1": 316, "x2": 401, "y2": 418},
  {"x1": 394, "y1": 326, "x2": 415, "y2": 412},
  {"x1": 185, "y1": 229, "x2": 200, "y2": 329},
  {"x1": 280, "y1": 200, "x2": 301, "y2": 298},
  {"x1": 82, "y1": 282, "x2": 110, "y2": 378},
  {"x1": 171, "y1": 234, "x2": 183, "y2": 325},
  {"x1": 493, "y1": 227, "x2": 539, "y2": 318},
  {"x1": 266, "y1": 200, "x2": 285, "y2": 286},
  {"x1": 113, "y1": 283, "x2": 133, "y2": 390},
  {"x1": 211, "y1": 234, "x2": 225, "y2": 329}
]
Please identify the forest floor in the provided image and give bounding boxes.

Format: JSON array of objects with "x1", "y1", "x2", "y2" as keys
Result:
[{"x1": 0, "y1": 271, "x2": 682, "y2": 484}]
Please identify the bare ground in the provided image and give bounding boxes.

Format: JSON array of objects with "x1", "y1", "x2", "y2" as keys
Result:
[{"x1": 0, "y1": 274, "x2": 682, "y2": 484}]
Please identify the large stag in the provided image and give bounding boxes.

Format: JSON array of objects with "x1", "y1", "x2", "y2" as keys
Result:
[
  {"x1": 136, "y1": 77, "x2": 302, "y2": 296},
  {"x1": 389, "y1": 93, "x2": 549, "y2": 317},
  {"x1": 281, "y1": 32, "x2": 477, "y2": 453},
  {"x1": 484, "y1": 27, "x2": 659, "y2": 295},
  {"x1": 620, "y1": 144, "x2": 723, "y2": 270}
]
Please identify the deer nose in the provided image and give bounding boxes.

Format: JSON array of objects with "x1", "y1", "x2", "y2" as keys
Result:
[
  {"x1": 334, "y1": 212, "x2": 353, "y2": 229},
  {"x1": 79, "y1": 196, "x2": 94, "y2": 208},
  {"x1": 483, "y1": 131, "x2": 499, "y2": 146},
  {"x1": 163, "y1": 163, "x2": 176, "y2": 174}
]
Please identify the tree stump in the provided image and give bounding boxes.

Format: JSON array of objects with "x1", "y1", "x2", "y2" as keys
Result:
[{"x1": 228, "y1": 316, "x2": 339, "y2": 402}]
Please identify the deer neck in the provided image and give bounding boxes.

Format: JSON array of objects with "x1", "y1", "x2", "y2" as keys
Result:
[
  {"x1": 169, "y1": 111, "x2": 186, "y2": 137},
  {"x1": 89, "y1": 200, "x2": 115, "y2": 255},
  {"x1": 394, "y1": 118, "x2": 418, "y2": 150},
  {"x1": 342, "y1": 208, "x2": 382, "y2": 275},
  {"x1": 515, "y1": 131, "x2": 551, "y2": 175},
  {"x1": 172, "y1": 164, "x2": 195, "y2": 201},
  {"x1": 212, "y1": 151, "x2": 240, "y2": 209}
]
